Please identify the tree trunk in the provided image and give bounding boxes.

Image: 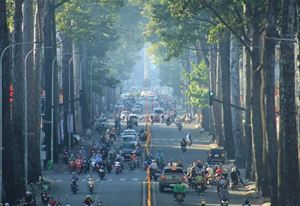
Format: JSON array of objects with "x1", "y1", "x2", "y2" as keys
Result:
[
  {"x1": 23, "y1": 0, "x2": 41, "y2": 183},
  {"x1": 43, "y1": 0, "x2": 54, "y2": 162},
  {"x1": 243, "y1": 0, "x2": 254, "y2": 180},
  {"x1": 210, "y1": 46, "x2": 224, "y2": 145},
  {"x1": 216, "y1": 48, "x2": 225, "y2": 146},
  {"x1": 230, "y1": 34, "x2": 245, "y2": 167},
  {"x1": 262, "y1": 0, "x2": 280, "y2": 204},
  {"x1": 243, "y1": 47, "x2": 253, "y2": 179},
  {"x1": 73, "y1": 42, "x2": 83, "y2": 135},
  {"x1": 250, "y1": 21, "x2": 264, "y2": 190},
  {"x1": 50, "y1": 0, "x2": 59, "y2": 163},
  {"x1": 33, "y1": 0, "x2": 44, "y2": 171},
  {"x1": 62, "y1": 34, "x2": 72, "y2": 149},
  {"x1": 220, "y1": 33, "x2": 235, "y2": 159},
  {"x1": 1, "y1": 0, "x2": 14, "y2": 202},
  {"x1": 12, "y1": 0, "x2": 26, "y2": 199},
  {"x1": 279, "y1": 0, "x2": 300, "y2": 205}
]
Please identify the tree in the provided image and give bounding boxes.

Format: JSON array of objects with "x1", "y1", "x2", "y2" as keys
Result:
[
  {"x1": 0, "y1": 0, "x2": 14, "y2": 202},
  {"x1": 23, "y1": 0, "x2": 41, "y2": 183},
  {"x1": 278, "y1": 0, "x2": 300, "y2": 205},
  {"x1": 11, "y1": 0, "x2": 26, "y2": 200}
]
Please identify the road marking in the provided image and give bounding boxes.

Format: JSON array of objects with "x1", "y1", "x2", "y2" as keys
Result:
[
  {"x1": 55, "y1": 179, "x2": 62, "y2": 182},
  {"x1": 152, "y1": 181, "x2": 157, "y2": 206},
  {"x1": 132, "y1": 178, "x2": 138, "y2": 181},
  {"x1": 142, "y1": 182, "x2": 146, "y2": 206},
  {"x1": 120, "y1": 178, "x2": 126, "y2": 181},
  {"x1": 107, "y1": 178, "x2": 112, "y2": 181}
]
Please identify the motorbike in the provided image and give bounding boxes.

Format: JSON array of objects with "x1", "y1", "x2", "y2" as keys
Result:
[
  {"x1": 98, "y1": 165, "x2": 105, "y2": 180},
  {"x1": 177, "y1": 122, "x2": 182, "y2": 131},
  {"x1": 71, "y1": 180, "x2": 78, "y2": 194},
  {"x1": 196, "y1": 183, "x2": 207, "y2": 194},
  {"x1": 181, "y1": 144, "x2": 187, "y2": 153},
  {"x1": 115, "y1": 161, "x2": 122, "y2": 174},
  {"x1": 220, "y1": 199, "x2": 229, "y2": 206},
  {"x1": 174, "y1": 192, "x2": 185, "y2": 204},
  {"x1": 150, "y1": 168, "x2": 159, "y2": 181},
  {"x1": 41, "y1": 192, "x2": 49, "y2": 205},
  {"x1": 106, "y1": 160, "x2": 113, "y2": 173},
  {"x1": 129, "y1": 159, "x2": 137, "y2": 170},
  {"x1": 87, "y1": 178, "x2": 95, "y2": 194},
  {"x1": 83, "y1": 159, "x2": 90, "y2": 173},
  {"x1": 166, "y1": 118, "x2": 171, "y2": 126},
  {"x1": 157, "y1": 160, "x2": 165, "y2": 171},
  {"x1": 69, "y1": 160, "x2": 75, "y2": 172},
  {"x1": 63, "y1": 151, "x2": 69, "y2": 164}
]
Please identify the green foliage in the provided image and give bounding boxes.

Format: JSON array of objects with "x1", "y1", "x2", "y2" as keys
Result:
[{"x1": 183, "y1": 61, "x2": 209, "y2": 108}]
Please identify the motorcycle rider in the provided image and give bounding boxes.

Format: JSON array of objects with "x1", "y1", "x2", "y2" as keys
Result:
[
  {"x1": 23, "y1": 191, "x2": 36, "y2": 206},
  {"x1": 218, "y1": 186, "x2": 230, "y2": 203},
  {"x1": 71, "y1": 172, "x2": 78, "y2": 182},
  {"x1": 87, "y1": 173, "x2": 95, "y2": 189},
  {"x1": 130, "y1": 153, "x2": 138, "y2": 168},
  {"x1": 149, "y1": 159, "x2": 158, "y2": 179},
  {"x1": 155, "y1": 150, "x2": 164, "y2": 162},
  {"x1": 230, "y1": 167, "x2": 239, "y2": 186},
  {"x1": 83, "y1": 195, "x2": 93, "y2": 206},
  {"x1": 216, "y1": 164, "x2": 224, "y2": 175},
  {"x1": 115, "y1": 154, "x2": 124, "y2": 170},
  {"x1": 217, "y1": 174, "x2": 229, "y2": 192},
  {"x1": 180, "y1": 138, "x2": 187, "y2": 151},
  {"x1": 186, "y1": 132, "x2": 192, "y2": 145},
  {"x1": 195, "y1": 172, "x2": 206, "y2": 191},
  {"x1": 173, "y1": 180, "x2": 187, "y2": 198}
]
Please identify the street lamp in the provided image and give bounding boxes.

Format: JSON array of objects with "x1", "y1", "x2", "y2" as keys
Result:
[
  {"x1": 24, "y1": 46, "x2": 53, "y2": 185},
  {"x1": 0, "y1": 41, "x2": 39, "y2": 201}
]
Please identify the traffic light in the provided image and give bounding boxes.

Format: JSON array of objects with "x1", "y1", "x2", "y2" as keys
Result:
[
  {"x1": 209, "y1": 91, "x2": 214, "y2": 105},
  {"x1": 9, "y1": 84, "x2": 14, "y2": 103}
]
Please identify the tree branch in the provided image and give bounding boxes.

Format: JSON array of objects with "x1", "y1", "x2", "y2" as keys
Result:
[
  {"x1": 54, "y1": 0, "x2": 70, "y2": 9},
  {"x1": 200, "y1": 0, "x2": 252, "y2": 54}
]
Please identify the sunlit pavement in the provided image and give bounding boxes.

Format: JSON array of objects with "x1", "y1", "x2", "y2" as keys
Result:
[{"x1": 42, "y1": 121, "x2": 262, "y2": 206}]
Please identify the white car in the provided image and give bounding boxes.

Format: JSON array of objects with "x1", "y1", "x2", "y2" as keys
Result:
[
  {"x1": 129, "y1": 113, "x2": 139, "y2": 126},
  {"x1": 120, "y1": 111, "x2": 130, "y2": 120},
  {"x1": 122, "y1": 129, "x2": 137, "y2": 137}
]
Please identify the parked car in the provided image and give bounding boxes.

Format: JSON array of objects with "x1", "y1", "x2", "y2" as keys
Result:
[
  {"x1": 207, "y1": 148, "x2": 226, "y2": 164},
  {"x1": 159, "y1": 165, "x2": 185, "y2": 192}
]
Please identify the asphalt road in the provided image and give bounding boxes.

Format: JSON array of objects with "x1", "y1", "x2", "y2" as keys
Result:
[
  {"x1": 43, "y1": 120, "x2": 258, "y2": 206},
  {"x1": 150, "y1": 122, "x2": 258, "y2": 206}
]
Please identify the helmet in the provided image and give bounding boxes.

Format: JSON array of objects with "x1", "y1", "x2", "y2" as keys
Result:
[
  {"x1": 201, "y1": 200, "x2": 206, "y2": 206},
  {"x1": 72, "y1": 171, "x2": 76, "y2": 175},
  {"x1": 86, "y1": 195, "x2": 91, "y2": 198},
  {"x1": 151, "y1": 160, "x2": 156, "y2": 163},
  {"x1": 25, "y1": 191, "x2": 32, "y2": 195},
  {"x1": 5, "y1": 203, "x2": 9, "y2": 206}
]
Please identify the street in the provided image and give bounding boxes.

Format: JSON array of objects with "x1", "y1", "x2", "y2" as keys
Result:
[{"x1": 43, "y1": 121, "x2": 258, "y2": 206}]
